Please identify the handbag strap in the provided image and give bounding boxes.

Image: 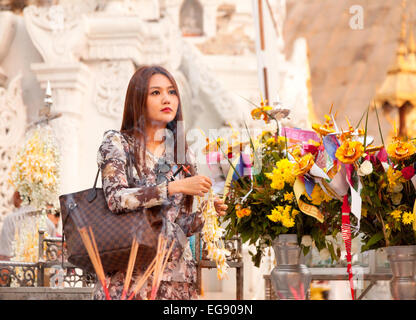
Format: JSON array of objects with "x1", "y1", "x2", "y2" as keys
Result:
[{"x1": 86, "y1": 168, "x2": 100, "y2": 203}]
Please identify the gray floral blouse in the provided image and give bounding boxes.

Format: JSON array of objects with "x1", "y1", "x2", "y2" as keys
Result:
[{"x1": 93, "y1": 130, "x2": 205, "y2": 300}]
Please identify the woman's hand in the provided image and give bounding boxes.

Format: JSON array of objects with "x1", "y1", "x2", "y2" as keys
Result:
[
  {"x1": 214, "y1": 197, "x2": 228, "y2": 217},
  {"x1": 168, "y1": 175, "x2": 212, "y2": 197}
]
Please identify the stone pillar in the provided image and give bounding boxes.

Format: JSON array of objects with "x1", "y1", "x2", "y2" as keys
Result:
[
  {"x1": 163, "y1": 0, "x2": 183, "y2": 28},
  {"x1": 23, "y1": 4, "x2": 92, "y2": 194},
  {"x1": 0, "y1": 11, "x2": 16, "y2": 86},
  {"x1": 0, "y1": 12, "x2": 27, "y2": 223},
  {"x1": 30, "y1": 62, "x2": 91, "y2": 194},
  {"x1": 199, "y1": 0, "x2": 220, "y2": 38},
  {"x1": 0, "y1": 74, "x2": 27, "y2": 223}
]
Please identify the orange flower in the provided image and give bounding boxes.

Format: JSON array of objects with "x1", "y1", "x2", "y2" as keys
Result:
[
  {"x1": 312, "y1": 114, "x2": 335, "y2": 136},
  {"x1": 335, "y1": 140, "x2": 364, "y2": 164},
  {"x1": 236, "y1": 208, "x2": 251, "y2": 218},
  {"x1": 203, "y1": 137, "x2": 224, "y2": 154},
  {"x1": 387, "y1": 139, "x2": 416, "y2": 161},
  {"x1": 293, "y1": 153, "x2": 315, "y2": 176},
  {"x1": 251, "y1": 98, "x2": 273, "y2": 123}
]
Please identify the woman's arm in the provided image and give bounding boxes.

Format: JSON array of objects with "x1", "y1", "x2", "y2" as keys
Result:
[
  {"x1": 173, "y1": 154, "x2": 208, "y2": 236},
  {"x1": 98, "y1": 130, "x2": 169, "y2": 213},
  {"x1": 175, "y1": 200, "x2": 207, "y2": 237}
]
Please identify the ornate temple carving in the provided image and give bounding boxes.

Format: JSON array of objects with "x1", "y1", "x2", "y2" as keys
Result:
[
  {"x1": 93, "y1": 60, "x2": 135, "y2": 119},
  {"x1": 0, "y1": 11, "x2": 16, "y2": 86},
  {"x1": 180, "y1": 0, "x2": 203, "y2": 36},
  {"x1": 0, "y1": 75, "x2": 27, "y2": 222}
]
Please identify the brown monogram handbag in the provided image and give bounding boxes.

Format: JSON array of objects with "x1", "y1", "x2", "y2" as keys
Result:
[{"x1": 59, "y1": 168, "x2": 164, "y2": 274}]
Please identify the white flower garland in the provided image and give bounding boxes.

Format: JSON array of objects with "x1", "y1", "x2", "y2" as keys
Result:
[
  {"x1": 198, "y1": 190, "x2": 230, "y2": 280},
  {"x1": 9, "y1": 125, "x2": 61, "y2": 212}
]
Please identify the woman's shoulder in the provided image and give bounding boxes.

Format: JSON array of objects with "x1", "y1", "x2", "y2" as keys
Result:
[
  {"x1": 101, "y1": 130, "x2": 130, "y2": 146},
  {"x1": 97, "y1": 130, "x2": 130, "y2": 163},
  {"x1": 101, "y1": 129, "x2": 126, "y2": 141}
]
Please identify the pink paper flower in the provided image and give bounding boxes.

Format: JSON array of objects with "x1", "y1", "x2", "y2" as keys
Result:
[{"x1": 401, "y1": 166, "x2": 415, "y2": 180}]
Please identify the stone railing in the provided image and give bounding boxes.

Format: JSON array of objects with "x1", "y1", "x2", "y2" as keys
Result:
[{"x1": 0, "y1": 229, "x2": 95, "y2": 300}]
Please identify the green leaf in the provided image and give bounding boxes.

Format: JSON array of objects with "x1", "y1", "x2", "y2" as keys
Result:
[
  {"x1": 327, "y1": 242, "x2": 338, "y2": 262},
  {"x1": 240, "y1": 232, "x2": 251, "y2": 243},
  {"x1": 244, "y1": 121, "x2": 260, "y2": 165},
  {"x1": 361, "y1": 232, "x2": 384, "y2": 251},
  {"x1": 355, "y1": 107, "x2": 367, "y2": 129}
]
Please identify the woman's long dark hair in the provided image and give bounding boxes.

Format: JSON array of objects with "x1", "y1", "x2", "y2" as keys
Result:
[{"x1": 120, "y1": 65, "x2": 195, "y2": 213}]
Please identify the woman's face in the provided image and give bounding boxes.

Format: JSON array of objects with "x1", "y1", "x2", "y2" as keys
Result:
[{"x1": 146, "y1": 73, "x2": 179, "y2": 126}]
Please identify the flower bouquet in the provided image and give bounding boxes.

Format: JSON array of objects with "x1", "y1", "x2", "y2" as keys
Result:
[
  {"x1": 359, "y1": 124, "x2": 416, "y2": 250},
  {"x1": 353, "y1": 108, "x2": 416, "y2": 299},
  {"x1": 221, "y1": 99, "x2": 345, "y2": 267}
]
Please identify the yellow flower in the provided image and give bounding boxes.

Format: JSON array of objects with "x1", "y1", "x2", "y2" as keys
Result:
[
  {"x1": 402, "y1": 211, "x2": 415, "y2": 225},
  {"x1": 390, "y1": 209, "x2": 402, "y2": 221},
  {"x1": 267, "y1": 205, "x2": 297, "y2": 228},
  {"x1": 284, "y1": 192, "x2": 294, "y2": 202},
  {"x1": 292, "y1": 209, "x2": 300, "y2": 216},
  {"x1": 266, "y1": 137, "x2": 277, "y2": 145},
  {"x1": 281, "y1": 216, "x2": 295, "y2": 228},
  {"x1": 267, "y1": 207, "x2": 283, "y2": 222},
  {"x1": 291, "y1": 146, "x2": 303, "y2": 158},
  {"x1": 266, "y1": 159, "x2": 296, "y2": 189},
  {"x1": 283, "y1": 205, "x2": 292, "y2": 215},
  {"x1": 387, "y1": 139, "x2": 416, "y2": 161},
  {"x1": 277, "y1": 159, "x2": 296, "y2": 184},
  {"x1": 261, "y1": 130, "x2": 273, "y2": 138},
  {"x1": 293, "y1": 153, "x2": 315, "y2": 176},
  {"x1": 270, "y1": 178, "x2": 285, "y2": 190},
  {"x1": 387, "y1": 167, "x2": 404, "y2": 188},
  {"x1": 335, "y1": 140, "x2": 364, "y2": 164},
  {"x1": 265, "y1": 135, "x2": 287, "y2": 149},
  {"x1": 385, "y1": 223, "x2": 389, "y2": 230},
  {"x1": 305, "y1": 185, "x2": 331, "y2": 206}
]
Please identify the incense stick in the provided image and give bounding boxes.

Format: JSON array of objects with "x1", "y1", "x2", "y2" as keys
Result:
[
  {"x1": 160, "y1": 239, "x2": 175, "y2": 280},
  {"x1": 127, "y1": 256, "x2": 157, "y2": 300},
  {"x1": 121, "y1": 238, "x2": 139, "y2": 300},
  {"x1": 78, "y1": 227, "x2": 110, "y2": 300},
  {"x1": 126, "y1": 235, "x2": 176, "y2": 300},
  {"x1": 89, "y1": 226, "x2": 104, "y2": 279},
  {"x1": 150, "y1": 236, "x2": 165, "y2": 299},
  {"x1": 150, "y1": 236, "x2": 176, "y2": 300}
]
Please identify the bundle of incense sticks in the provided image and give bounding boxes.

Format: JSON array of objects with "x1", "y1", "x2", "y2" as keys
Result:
[
  {"x1": 150, "y1": 235, "x2": 175, "y2": 300},
  {"x1": 78, "y1": 226, "x2": 111, "y2": 300},
  {"x1": 127, "y1": 235, "x2": 175, "y2": 300},
  {"x1": 121, "y1": 237, "x2": 139, "y2": 300}
]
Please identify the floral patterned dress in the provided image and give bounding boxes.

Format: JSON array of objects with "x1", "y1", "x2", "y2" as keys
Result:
[{"x1": 93, "y1": 130, "x2": 205, "y2": 300}]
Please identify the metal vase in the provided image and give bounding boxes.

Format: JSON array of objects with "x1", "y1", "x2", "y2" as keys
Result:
[
  {"x1": 270, "y1": 234, "x2": 311, "y2": 300},
  {"x1": 386, "y1": 245, "x2": 416, "y2": 300}
]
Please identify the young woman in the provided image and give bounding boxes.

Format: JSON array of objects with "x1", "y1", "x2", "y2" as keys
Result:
[{"x1": 93, "y1": 65, "x2": 227, "y2": 300}]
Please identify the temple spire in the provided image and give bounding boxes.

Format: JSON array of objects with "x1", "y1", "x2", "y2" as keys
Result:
[
  {"x1": 407, "y1": 23, "x2": 416, "y2": 71},
  {"x1": 374, "y1": 0, "x2": 416, "y2": 137}
]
